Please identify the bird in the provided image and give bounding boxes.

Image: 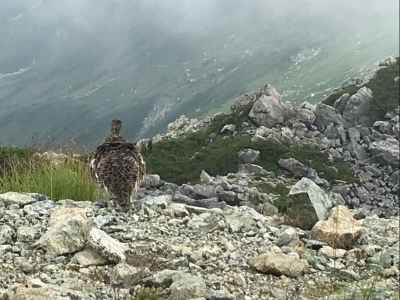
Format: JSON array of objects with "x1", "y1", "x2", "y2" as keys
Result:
[{"x1": 90, "y1": 120, "x2": 146, "y2": 210}]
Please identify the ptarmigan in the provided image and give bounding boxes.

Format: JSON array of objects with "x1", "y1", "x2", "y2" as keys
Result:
[{"x1": 90, "y1": 120, "x2": 146, "y2": 210}]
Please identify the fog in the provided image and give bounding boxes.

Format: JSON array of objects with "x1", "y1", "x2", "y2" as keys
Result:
[
  {"x1": 1, "y1": 0, "x2": 397, "y2": 70},
  {"x1": 2, "y1": 0, "x2": 397, "y2": 38},
  {"x1": 0, "y1": 0, "x2": 398, "y2": 146}
]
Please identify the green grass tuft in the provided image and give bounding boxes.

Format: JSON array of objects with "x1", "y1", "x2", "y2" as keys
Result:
[
  {"x1": 132, "y1": 288, "x2": 161, "y2": 300},
  {"x1": 0, "y1": 149, "x2": 101, "y2": 202}
]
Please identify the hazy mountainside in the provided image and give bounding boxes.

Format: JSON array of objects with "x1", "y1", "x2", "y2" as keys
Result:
[{"x1": 0, "y1": 0, "x2": 398, "y2": 147}]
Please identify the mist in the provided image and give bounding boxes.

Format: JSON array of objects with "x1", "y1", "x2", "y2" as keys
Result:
[
  {"x1": 2, "y1": 0, "x2": 397, "y2": 51},
  {"x1": 0, "y1": 0, "x2": 398, "y2": 146}
]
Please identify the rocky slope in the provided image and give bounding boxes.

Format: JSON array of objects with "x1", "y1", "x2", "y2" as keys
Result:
[
  {"x1": 0, "y1": 57, "x2": 399, "y2": 300},
  {"x1": 146, "y1": 57, "x2": 399, "y2": 218}
]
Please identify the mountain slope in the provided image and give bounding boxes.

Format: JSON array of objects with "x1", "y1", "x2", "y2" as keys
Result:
[{"x1": 0, "y1": 0, "x2": 398, "y2": 146}]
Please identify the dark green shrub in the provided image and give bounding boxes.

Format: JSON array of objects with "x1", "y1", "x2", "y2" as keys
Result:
[
  {"x1": 366, "y1": 57, "x2": 400, "y2": 120},
  {"x1": 145, "y1": 130, "x2": 356, "y2": 185},
  {"x1": 323, "y1": 57, "x2": 399, "y2": 121}
]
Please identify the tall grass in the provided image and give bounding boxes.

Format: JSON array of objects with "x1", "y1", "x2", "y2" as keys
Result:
[{"x1": 0, "y1": 153, "x2": 101, "y2": 202}]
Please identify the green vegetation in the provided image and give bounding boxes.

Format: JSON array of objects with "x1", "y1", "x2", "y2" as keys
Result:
[
  {"x1": 255, "y1": 182, "x2": 291, "y2": 213},
  {"x1": 0, "y1": 147, "x2": 34, "y2": 174},
  {"x1": 132, "y1": 288, "x2": 161, "y2": 300},
  {"x1": 322, "y1": 84, "x2": 359, "y2": 106},
  {"x1": 0, "y1": 147, "x2": 101, "y2": 202},
  {"x1": 145, "y1": 124, "x2": 356, "y2": 185},
  {"x1": 366, "y1": 57, "x2": 400, "y2": 121},
  {"x1": 323, "y1": 57, "x2": 399, "y2": 121}
]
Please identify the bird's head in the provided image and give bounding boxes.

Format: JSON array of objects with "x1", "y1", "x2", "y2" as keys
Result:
[
  {"x1": 104, "y1": 119, "x2": 126, "y2": 143},
  {"x1": 111, "y1": 119, "x2": 122, "y2": 137}
]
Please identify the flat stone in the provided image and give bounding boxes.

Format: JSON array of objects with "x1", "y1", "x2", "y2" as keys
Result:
[
  {"x1": 319, "y1": 246, "x2": 347, "y2": 258},
  {"x1": 87, "y1": 227, "x2": 129, "y2": 263},
  {"x1": 72, "y1": 248, "x2": 108, "y2": 267},
  {"x1": 311, "y1": 206, "x2": 363, "y2": 250},
  {"x1": 250, "y1": 248, "x2": 309, "y2": 277},
  {"x1": 35, "y1": 207, "x2": 89, "y2": 256},
  {"x1": 0, "y1": 192, "x2": 45, "y2": 208}
]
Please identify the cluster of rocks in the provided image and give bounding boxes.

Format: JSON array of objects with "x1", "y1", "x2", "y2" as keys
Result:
[
  {"x1": 152, "y1": 115, "x2": 212, "y2": 143},
  {"x1": 154, "y1": 59, "x2": 399, "y2": 217},
  {"x1": 0, "y1": 184, "x2": 398, "y2": 300},
  {"x1": 241, "y1": 82, "x2": 399, "y2": 216}
]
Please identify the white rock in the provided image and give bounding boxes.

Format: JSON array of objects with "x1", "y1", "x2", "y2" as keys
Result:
[
  {"x1": 87, "y1": 227, "x2": 129, "y2": 263},
  {"x1": 36, "y1": 207, "x2": 89, "y2": 256}
]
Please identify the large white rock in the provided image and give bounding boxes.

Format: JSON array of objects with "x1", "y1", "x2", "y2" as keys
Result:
[
  {"x1": 286, "y1": 178, "x2": 333, "y2": 229},
  {"x1": 35, "y1": 207, "x2": 89, "y2": 256}
]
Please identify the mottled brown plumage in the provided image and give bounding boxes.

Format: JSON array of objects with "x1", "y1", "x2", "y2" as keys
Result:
[{"x1": 91, "y1": 120, "x2": 146, "y2": 210}]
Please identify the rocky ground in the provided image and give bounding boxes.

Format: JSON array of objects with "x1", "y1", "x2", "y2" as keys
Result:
[
  {"x1": 0, "y1": 58, "x2": 399, "y2": 300},
  {"x1": 0, "y1": 186, "x2": 399, "y2": 300}
]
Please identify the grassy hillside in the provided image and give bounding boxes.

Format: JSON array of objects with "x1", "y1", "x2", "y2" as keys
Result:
[{"x1": 144, "y1": 117, "x2": 355, "y2": 185}]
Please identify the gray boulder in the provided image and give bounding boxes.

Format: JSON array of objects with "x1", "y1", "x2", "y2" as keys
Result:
[
  {"x1": 144, "y1": 270, "x2": 207, "y2": 300},
  {"x1": 0, "y1": 192, "x2": 45, "y2": 208},
  {"x1": 314, "y1": 104, "x2": 344, "y2": 131},
  {"x1": 142, "y1": 174, "x2": 162, "y2": 188},
  {"x1": 293, "y1": 107, "x2": 316, "y2": 125},
  {"x1": 238, "y1": 164, "x2": 270, "y2": 176},
  {"x1": 0, "y1": 225, "x2": 15, "y2": 245},
  {"x1": 369, "y1": 138, "x2": 399, "y2": 166},
  {"x1": 238, "y1": 148, "x2": 260, "y2": 164},
  {"x1": 249, "y1": 87, "x2": 286, "y2": 127},
  {"x1": 343, "y1": 87, "x2": 373, "y2": 126},
  {"x1": 72, "y1": 248, "x2": 108, "y2": 267},
  {"x1": 220, "y1": 124, "x2": 236, "y2": 135},
  {"x1": 278, "y1": 158, "x2": 307, "y2": 178},
  {"x1": 373, "y1": 121, "x2": 392, "y2": 135},
  {"x1": 231, "y1": 94, "x2": 255, "y2": 115},
  {"x1": 286, "y1": 178, "x2": 333, "y2": 229},
  {"x1": 250, "y1": 247, "x2": 309, "y2": 278},
  {"x1": 334, "y1": 93, "x2": 350, "y2": 114},
  {"x1": 35, "y1": 207, "x2": 89, "y2": 256}
]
